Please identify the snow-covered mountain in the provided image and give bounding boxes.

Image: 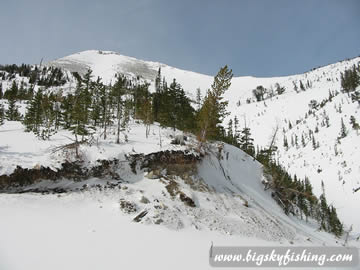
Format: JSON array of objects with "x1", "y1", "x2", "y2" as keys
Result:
[
  {"x1": 47, "y1": 50, "x2": 360, "y2": 232},
  {"x1": 1, "y1": 50, "x2": 359, "y2": 270}
]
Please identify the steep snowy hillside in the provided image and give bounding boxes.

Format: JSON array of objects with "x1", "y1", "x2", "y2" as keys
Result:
[
  {"x1": 1, "y1": 119, "x2": 357, "y2": 270},
  {"x1": 46, "y1": 50, "x2": 360, "y2": 233},
  {"x1": 229, "y1": 60, "x2": 360, "y2": 232}
]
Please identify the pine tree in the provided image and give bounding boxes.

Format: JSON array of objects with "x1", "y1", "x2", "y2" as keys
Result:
[
  {"x1": 153, "y1": 68, "x2": 162, "y2": 121},
  {"x1": 233, "y1": 116, "x2": 240, "y2": 146},
  {"x1": 288, "y1": 120, "x2": 292, "y2": 129},
  {"x1": 275, "y1": 83, "x2": 285, "y2": 95},
  {"x1": 239, "y1": 124, "x2": 255, "y2": 157},
  {"x1": 283, "y1": 135, "x2": 288, "y2": 150},
  {"x1": 0, "y1": 104, "x2": 4, "y2": 125},
  {"x1": 197, "y1": 65, "x2": 233, "y2": 142},
  {"x1": 24, "y1": 89, "x2": 44, "y2": 133},
  {"x1": 68, "y1": 81, "x2": 94, "y2": 156},
  {"x1": 301, "y1": 134, "x2": 306, "y2": 147},
  {"x1": 293, "y1": 81, "x2": 298, "y2": 92},
  {"x1": 312, "y1": 135, "x2": 317, "y2": 150},
  {"x1": 319, "y1": 181, "x2": 329, "y2": 231},
  {"x1": 226, "y1": 119, "x2": 233, "y2": 143},
  {"x1": 98, "y1": 83, "x2": 112, "y2": 140},
  {"x1": 112, "y1": 74, "x2": 127, "y2": 144},
  {"x1": 138, "y1": 90, "x2": 153, "y2": 138},
  {"x1": 90, "y1": 77, "x2": 102, "y2": 127},
  {"x1": 339, "y1": 117, "x2": 347, "y2": 139},
  {"x1": 252, "y1": 85, "x2": 266, "y2": 101},
  {"x1": 328, "y1": 206, "x2": 343, "y2": 237},
  {"x1": 155, "y1": 67, "x2": 162, "y2": 93},
  {"x1": 350, "y1": 115, "x2": 360, "y2": 131},
  {"x1": 6, "y1": 81, "x2": 19, "y2": 100},
  {"x1": 196, "y1": 87, "x2": 202, "y2": 111},
  {"x1": 0, "y1": 83, "x2": 3, "y2": 99},
  {"x1": 5, "y1": 97, "x2": 21, "y2": 121},
  {"x1": 299, "y1": 80, "x2": 305, "y2": 91}
]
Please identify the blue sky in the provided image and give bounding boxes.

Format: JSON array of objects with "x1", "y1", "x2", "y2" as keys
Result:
[{"x1": 1, "y1": 0, "x2": 359, "y2": 77}]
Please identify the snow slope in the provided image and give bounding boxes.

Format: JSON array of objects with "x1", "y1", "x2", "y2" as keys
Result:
[
  {"x1": 1, "y1": 124, "x2": 358, "y2": 270},
  {"x1": 47, "y1": 50, "x2": 360, "y2": 232}
]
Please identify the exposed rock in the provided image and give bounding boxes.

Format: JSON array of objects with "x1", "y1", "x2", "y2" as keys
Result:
[
  {"x1": 179, "y1": 192, "x2": 196, "y2": 207},
  {"x1": 154, "y1": 218, "x2": 163, "y2": 225},
  {"x1": 140, "y1": 196, "x2": 150, "y2": 204},
  {"x1": 119, "y1": 199, "x2": 137, "y2": 214},
  {"x1": 165, "y1": 180, "x2": 179, "y2": 197},
  {"x1": 128, "y1": 150, "x2": 200, "y2": 175}
]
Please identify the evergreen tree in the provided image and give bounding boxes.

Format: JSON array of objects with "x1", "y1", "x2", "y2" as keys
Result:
[
  {"x1": 283, "y1": 135, "x2": 288, "y2": 150},
  {"x1": 312, "y1": 135, "x2": 318, "y2": 150},
  {"x1": 24, "y1": 89, "x2": 44, "y2": 133},
  {"x1": 155, "y1": 67, "x2": 162, "y2": 93},
  {"x1": 6, "y1": 81, "x2": 19, "y2": 100},
  {"x1": 239, "y1": 125, "x2": 255, "y2": 157},
  {"x1": 0, "y1": 83, "x2": 3, "y2": 99},
  {"x1": 339, "y1": 117, "x2": 347, "y2": 139},
  {"x1": 197, "y1": 65, "x2": 233, "y2": 141},
  {"x1": 350, "y1": 115, "x2": 360, "y2": 131},
  {"x1": 299, "y1": 80, "x2": 305, "y2": 91},
  {"x1": 196, "y1": 87, "x2": 202, "y2": 111},
  {"x1": 233, "y1": 116, "x2": 240, "y2": 146},
  {"x1": 153, "y1": 68, "x2": 162, "y2": 121},
  {"x1": 301, "y1": 134, "x2": 306, "y2": 147},
  {"x1": 226, "y1": 119, "x2": 233, "y2": 143},
  {"x1": 293, "y1": 81, "x2": 298, "y2": 92},
  {"x1": 5, "y1": 97, "x2": 21, "y2": 121},
  {"x1": 288, "y1": 120, "x2": 292, "y2": 129},
  {"x1": 275, "y1": 83, "x2": 285, "y2": 95},
  {"x1": 98, "y1": 83, "x2": 112, "y2": 139},
  {"x1": 328, "y1": 205, "x2": 343, "y2": 236},
  {"x1": 252, "y1": 85, "x2": 266, "y2": 101},
  {"x1": 68, "y1": 81, "x2": 94, "y2": 155},
  {"x1": 351, "y1": 91, "x2": 360, "y2": 105},
  {"x1": 112, "y1": 74, "x2": 127, "y2": 143},
  {"x1": 0, "y1": 104, "x2": 4, "y2": 125}
]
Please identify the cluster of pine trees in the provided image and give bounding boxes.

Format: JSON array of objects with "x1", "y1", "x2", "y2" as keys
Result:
[
  {"x1": 23, "y1": 70, "x2": 134, "y2": 146},
  {"x1": 341, "y1": 64, "x2": 360, "y2": 93},
  {"x1": 223, "y1": 116, "x2": 255, "y2": 156},
  {"x1": 256, "y1": 144, "x2": 343, "y2": 236},
  {"x1": 341, "y1": 64, "x2": 360, "y2": 106},
  {"x1": 153, "y1": 69, "x2": 195, "y2": 132},
  {"x1": 0, "y1": 64, "x2": 67, "y2": 87}
]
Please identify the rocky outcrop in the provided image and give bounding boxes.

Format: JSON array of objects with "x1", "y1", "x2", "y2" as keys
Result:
[{"x1": 0, "y1": 150, "x2": 202, "y2": 193}]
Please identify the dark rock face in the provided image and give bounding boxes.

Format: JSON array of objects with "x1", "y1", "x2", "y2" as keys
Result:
[
  {"x1": 119, "y1": 199, "x2": 137, "y2": 214},
  {"x1": 0, "y1": 160, "x2": 120, "y2": 192},
  {"x1": 0, "y1": 150, "x2": 202, "y2": 194},
  {"x1": 128, "y1": 150, "x2": 200, "y2": 175},
  {"x1": 179, "y1": 192, "x2": 196, "y2": 208}
]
